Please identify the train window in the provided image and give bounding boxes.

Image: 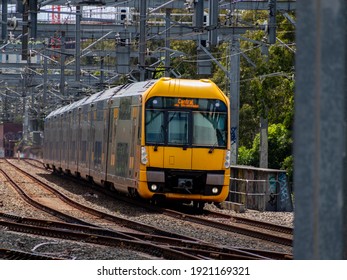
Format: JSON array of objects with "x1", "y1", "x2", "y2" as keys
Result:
[
  {"x1": 167, "y1": 111, "x2": 189, "y2": 145},
  {"x1": 145, "y1": 110, "x2": 164, "y2": 144},
  {"x1": 119, "y1": 97, "x2": 131, "y2": 120},
  {"x1": 145, "y1": 97, "x2": 228, "y2": 148},
  {"x1": 192, "y1": 112, "x2": 227, "y2": 147}
]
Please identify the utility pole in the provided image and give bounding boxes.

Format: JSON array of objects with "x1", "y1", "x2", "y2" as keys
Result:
[
  {"x1": 60, "y1": 31, "x2": 66, "y2": 97},
  {"x1": 259, "y1": 116, "x2": 268, "y2": 168},
  {"x1": 230, "y1": 36, "x2": 240, "y2": 165},
  {"x1": 29, "y1": 0, "x2": 37, "y2": 40},
  {"x1": 139, "y1": 0, "x2": 146, "y2": 81},
  {"x1": 208, "y1": 0, "x2": 218, "y2": 48},
  {"x1": 1, "y1": 0, "x2": 8, "y2": 43},
  {"x1": 43, "y1": 56, "x2": 47, "y2": 105},
  {"x1": 164, "y1": 8, "x2": 171, "y2": 77},
  {"x1": 259, "y1": 0, "x2": 277, "y2": 168},
  {"x1": 22, "y1": 1, "x2": 28, "y2": 60},
  {"x1": 75, "y1": 5, "x2": 81, "y2": 84},
  {"x1": 268, "y1": 0, "x2": 277, "y2": 44},
  {"x1": 100, "y1": 57, "x2": 104, "y2": 86},
  {"x1": 294, "y1": 0, "x2": 347, "y2": 260},
  {"x1": 192, "y1": 0, "x2": 204, "y2": 32}
]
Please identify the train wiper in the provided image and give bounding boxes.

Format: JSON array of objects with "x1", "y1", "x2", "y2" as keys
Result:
[
  {"x1": 154, "y1": 113, "x2": 175, "y2": 150},
  {"x1": 208, "y1": 141, "x2": 218, "y2": 154},
  {"x1": 209, "y1": 129, "x2": 224, "y2": 153},
  {"x1": 154, "y1": 125, "x2": 165, "y2": 151}
]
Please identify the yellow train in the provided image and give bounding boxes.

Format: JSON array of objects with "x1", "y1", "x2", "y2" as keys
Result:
[{"x1": 43, "y1": 78, "x2": 231, "y2": 209}]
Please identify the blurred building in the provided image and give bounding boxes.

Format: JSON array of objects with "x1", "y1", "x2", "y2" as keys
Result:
[{"x1": 0, "y1": 122, "x2": 22, "y2": 157}]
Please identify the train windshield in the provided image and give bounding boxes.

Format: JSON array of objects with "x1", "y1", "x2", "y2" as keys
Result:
[{"x1": 145, "y1": 97, "x2": 228, "y2": 148}]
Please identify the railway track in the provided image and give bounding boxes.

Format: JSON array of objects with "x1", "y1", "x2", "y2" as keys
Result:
[
  {"x1": 1, "y1": 160, "x2": 290, "y2": 259},
  {"x1": 0, "y1": 248, "x2": 65, "y2": 260},
  {"x1": 1, "y1": 161, "x2": 196, "y2": 239},
  {"x1": 0, "y1": 212, "x2": 285, "y2": 260},
  {"x1": 48, "y1": 174, "x2": 293, "y2": 246},
  {"x1": 3, "y1": 159, "x2": 293, "y2": 258},
  {"x1": 0, "y1": 216, "x2": 199, "y2": 260},
  {"x1": 203, "y1": 209, "x2": 293, "y2": 235},
  {"x1": 21, "y1": 158, "x2": 293, "y2": 246},
  {"x1": 1, "y1": 162, "x2": 199, "y2": 258},
  {"x1": 156, "y1": 209, "x2": 293, "y2": 246}
]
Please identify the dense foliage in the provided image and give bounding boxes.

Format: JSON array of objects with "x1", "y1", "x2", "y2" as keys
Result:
[{"x1": 234, "y1": 11, "x2": 295, "y2": 180}]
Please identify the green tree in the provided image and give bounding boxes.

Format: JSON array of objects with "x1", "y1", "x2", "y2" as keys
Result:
[
  {"x1": 238, "y1": 123, "x2": 293, "y2": 170},
  {"x1": 235, "y1": 11, "x2": 295, "y2": 175}
]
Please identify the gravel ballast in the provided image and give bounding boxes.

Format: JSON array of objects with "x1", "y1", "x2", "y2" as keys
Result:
[{"x1": 0, "y1": 160, "x2": 294, "y2": 259}]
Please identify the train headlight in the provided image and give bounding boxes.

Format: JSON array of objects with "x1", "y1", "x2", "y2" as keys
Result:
[
  {"x1": 212, "y1": 187, "x2": 219, "y2": 194},
  {"x1": 141, "y1": 146, "x2": 148, "y2": 165},
  {"x1": 224, "y1": 150, "x2": 231, "y2": 168},
  {"x1": 150, "y1": 184, "x2": 158, "y2": 191}
]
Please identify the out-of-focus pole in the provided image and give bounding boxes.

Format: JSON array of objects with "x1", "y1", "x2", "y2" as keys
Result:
[{"x1": 294, "y1": 0, "x2": 347, "y2": 259}]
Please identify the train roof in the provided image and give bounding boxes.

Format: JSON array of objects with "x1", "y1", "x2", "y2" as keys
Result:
[
  {"x1": 145, "y1": 78, "x2": 228, "y2": 101},
  {"x1": 45, "y1": 80, "x2": 157, "y2": 119},
  {"x1": 45, "y1": 78, "x2": 227, "y2": 120}
]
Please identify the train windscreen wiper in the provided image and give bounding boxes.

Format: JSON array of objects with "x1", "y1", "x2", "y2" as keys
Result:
[
  {"x1": 154, "y1": 125, "x2": 165, "y2": 151},
  {"x1": 208, "y1": 129, "x2": 224, "y2": 153},
  {"x1": 208, "y1": 141, "x2": 218, "y2": 154}
]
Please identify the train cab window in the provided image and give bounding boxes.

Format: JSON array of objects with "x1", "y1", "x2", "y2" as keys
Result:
[
  {"x1": 145, "y1": 97, "x2": 228, "y2": 148},
  {"x1": 192, "y1": 112, "x2": 227, "y2": 147},
  {"x1": 145, "y1": 110, "x2": 164, "y2": 144},
  {"x1": 167, "y1": 111, "x2": 189, "y2": 145}
]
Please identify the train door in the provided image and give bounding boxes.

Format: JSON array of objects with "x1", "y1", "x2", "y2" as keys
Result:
[
  {"x1": 106, "y1": 96, "x2": 135, "y2": 193},
  {"x1": 89, "y1": 101, "x2": 105, "y2": 183},
  {"x1": 129, "y1": 101, "x2": 141, "y2": 181},
  {"x1": 56, "y1": 114, "x2": 63, "y2": 168},
  {"x1": 88, "y1": 106, "x2": 96, "y2": 179},
  {"x1": 69, "y1": 108, "x2": 78, "y2": 172},
  {"x1": 75, "y1": 107, "x2": 81, "y2": 174},
  {"x1": 115, "y1": 97, "x2": 132, "y2": 179},
  {"x1": 62, "y1": 112, "x2": 70, "y2": 171},
  {"x1": 78, "y1": 105, "x2": 89, "y2": 179},
  {"x1": 68, "y1": 112, "x2": 72, "y2": 169},
  {"x1": 102, "y1": 101, "x2": 111, "y2": 182},
  {"x1": 163, "y1": 111, "x2": 192, "y2": 170},
  {"x1": 107, "y1": 105, "x2": 118, "y2": 179}
]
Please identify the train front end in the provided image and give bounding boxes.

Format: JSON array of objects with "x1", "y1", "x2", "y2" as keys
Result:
[{"x1": 138, "y1": 78, "x2": 231, "y2": 205}]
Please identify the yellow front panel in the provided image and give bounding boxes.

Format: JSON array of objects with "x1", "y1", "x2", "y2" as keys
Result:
[
  {"x1": 148, "y1": 146, "x2": 164, "y2": 168},
  {"x1": 191, "y1": 148, "x2": 225, "y2": 170},
  {"x1": 147, "y1": 146, "x2": 226, "y2": 171},
  {"x1": 163, "y1": 147, "x2": 192, "y2": 169}
]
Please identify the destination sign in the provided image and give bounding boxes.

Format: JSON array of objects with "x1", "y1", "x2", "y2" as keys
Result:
[{"x1": 174, "y1": 98, "x2": 199, "y2": 108}]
